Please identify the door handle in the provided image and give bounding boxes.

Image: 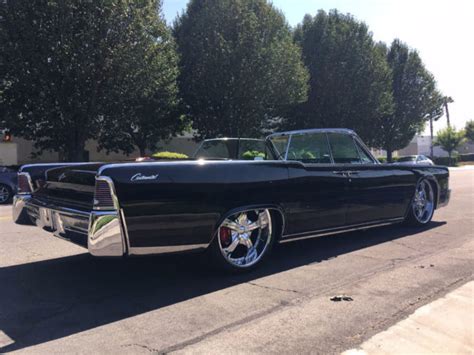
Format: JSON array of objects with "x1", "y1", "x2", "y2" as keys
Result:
[
  {"x1": 347, "y1": 170, "x2": 360, "y2": 176},
  {"x1": 332, "y1": 171, "x2": 348, "y2": 176}
]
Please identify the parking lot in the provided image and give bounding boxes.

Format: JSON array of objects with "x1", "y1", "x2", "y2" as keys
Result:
[{"x1": 0, "y1": 169, "x2": 472, "y2": 354}]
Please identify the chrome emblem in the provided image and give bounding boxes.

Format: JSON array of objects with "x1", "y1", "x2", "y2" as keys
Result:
[
  {"x1": 58, "y1": 173, "x2": 67, "y2": 181},
  {"x1": 131, "y1": 173, "x2": 159, "y2": 182}
]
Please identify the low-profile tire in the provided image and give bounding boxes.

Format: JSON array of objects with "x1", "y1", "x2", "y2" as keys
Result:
[
  {"x1": 208, "y1": 209, "x2": 276, "y2": 272},
  {"x1": 0, "y1": 184, "x2": 12, "y2": 205},
  {"x1": 405, "y1": 179, "x2": 435, "y2": 227}
]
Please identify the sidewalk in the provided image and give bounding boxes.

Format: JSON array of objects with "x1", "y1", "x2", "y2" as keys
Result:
[{"x1": 344, "y1": 281, "x2": 474, "y2": 355}]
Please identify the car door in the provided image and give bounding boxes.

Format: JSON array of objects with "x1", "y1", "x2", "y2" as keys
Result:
[
  {"x1": 326, "y1": 133, "x2": 414, "y2": 226},
  {"x1": 282, "y1": 132, "x2": 348, "y2": 236}
]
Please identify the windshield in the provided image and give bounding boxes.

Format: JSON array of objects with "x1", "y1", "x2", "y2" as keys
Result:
[
  {"x1": 194, "y1": 139, "x2": 268, "y2": 160},
  {"x1": 398, "y1": 156, "x2": 417, "y2": 162}
]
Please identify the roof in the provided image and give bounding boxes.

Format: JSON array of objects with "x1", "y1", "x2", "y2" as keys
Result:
[{"x1": 266, "y1": 128, "x2": 356, "y2": 138}]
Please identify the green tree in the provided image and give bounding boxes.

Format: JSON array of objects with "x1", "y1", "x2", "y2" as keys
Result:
[
  {"x1": 174, "y1": 0, "x2": 309, "y2": 139},
  {"x1": 0, "y1": 0, "x2": 183, "y2": 161},
  {"x1": 434, "y1": 126, "x2": 466, "y2": 165},
  {"x1": 97, "y1": 1, "x2": 186, "y2": 157},
  {"x1": 290, "y1": 10, "x2": 393, "y2": 147},
  {"x1": 373, "y1": 40, "x2": 444, "y2": 162},
  {"x1": 464, "y1": 120, "x2": 474, "y2": 142}
]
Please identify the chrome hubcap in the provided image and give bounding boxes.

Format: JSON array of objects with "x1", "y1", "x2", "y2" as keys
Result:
[
  {"x1": 412, "y1": 180, "x2": 434, "y2": 224},
  {"x1": 218, "y1": 209, "x2": 272, "y2": 268},
  {"x1": 0, "y1": 186, "x2": 10, "y2": 203}
]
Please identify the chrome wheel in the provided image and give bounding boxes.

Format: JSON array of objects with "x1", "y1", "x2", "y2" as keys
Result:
[
  {"x1": 412, "y1": 180, "x2": 434, "y2": 224},
  {"x1": 218, "y1": 209, "x2": 273, "y2": 268},
  {"x1": 0, "y1": 185, "x2": 11, "y2": 204}
]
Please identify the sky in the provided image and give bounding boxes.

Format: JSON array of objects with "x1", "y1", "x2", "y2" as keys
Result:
[{"x1": 163, "y1": 0, "x2": 474, "y2": 135}]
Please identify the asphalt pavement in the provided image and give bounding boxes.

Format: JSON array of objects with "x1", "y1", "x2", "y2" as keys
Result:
[{"x1": 0, "y1": 169, "x2": 472, "y2": 354}]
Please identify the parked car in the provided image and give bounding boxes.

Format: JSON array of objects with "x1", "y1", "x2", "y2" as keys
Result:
[
  {"x1": 0, "y1": 166, "x2": 18, "y2": 204},
  {"x1": 12, "y1": 129, "x2": 450, "y2": 271},
  {"x1": 395, "y1": 155, "x2": 434, "y2": 166}
]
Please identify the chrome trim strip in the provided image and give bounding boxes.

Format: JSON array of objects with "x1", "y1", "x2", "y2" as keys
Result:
[
  {"x1": 129, "y1": 244, "x2": 208, "y2": 255},
  {"x1": 279, "y1": 218, "x2": 405, "y2": 244},
  {"x1": 119, "y1": 208, "x2": 131, "y2": 254},
  {"x1": 284, "y1": 134, "x2": 292, "y2": 161}
]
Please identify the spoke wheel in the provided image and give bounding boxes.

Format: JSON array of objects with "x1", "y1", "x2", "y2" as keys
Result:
[
  {"x1": 408, "y1": 179, "x2": 435, "y2": 225},
  {"x1": 216, "y1": 209, "x2": 273, "y2": 269},
  {"x1": 0, "y1": 184, "x2": 11, "y2": 204}
]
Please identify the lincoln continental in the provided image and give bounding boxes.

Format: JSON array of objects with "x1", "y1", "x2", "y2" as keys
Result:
[{"x1": 12, "y1": 129, "x2": 450, "y2": 271}]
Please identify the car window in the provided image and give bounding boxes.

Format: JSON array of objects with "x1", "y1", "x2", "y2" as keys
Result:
[
  {"x1": 268, "y1": 135, "x2": 289, "y2": 160},
  {"x1": 195, "y1": 140, "x2": 233, "y2": 159},
  {"x1": 238, "y1": 140, "x2": 267, "y2": 160},
  {"x1": 327, "y1": 133, "x2": 363, "y2": 164},
  {"x1": 286, "y1": 132, "x2": 331, "y2": 163},
  {"x1": 398, "y1": 156, "x2": 416, "y2": 162},
  {"x1": 354, "y1": 140, "x2": 374, "y2": 164}
]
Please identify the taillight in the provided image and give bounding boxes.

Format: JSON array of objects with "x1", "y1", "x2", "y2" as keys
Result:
[
  {"x1": 17, "y1": 172, "x2": 33, "y2": 194},
  {"x1": 93, "y1": 177, "x2": 117, "y2": 210}
]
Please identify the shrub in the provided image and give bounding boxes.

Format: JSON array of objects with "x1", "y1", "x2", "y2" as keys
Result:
[
  {"x1": 151, "y1": 151, "x2": 189, "y2": 159},
  {"x1": 242, "y1": 150, "x2": 265, "y2": 160},
  {"x1": 433, "y1": 156, "x2": 459, "y2": 166},
  {"x1": 459, "y1": 153, "x2": 474, "y2": 162}
]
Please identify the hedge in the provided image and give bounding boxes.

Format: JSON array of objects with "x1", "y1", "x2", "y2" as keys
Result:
[
  {"x1": 459, "y1": 153, "x2": 474, "y2": 162},
  {"x1": 433, "y1": 156, "x2": 459, "y2": 166},
  {"x1": 151, "y1": 151, "x2": 189, "y2": 159},
  {"x1": 242, "y1": 150, "x2": 265, "y2": 160}
]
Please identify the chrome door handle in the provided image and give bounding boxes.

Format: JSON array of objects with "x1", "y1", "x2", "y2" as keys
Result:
[{"x1": 347, "y1": 170, "x2": 360, "y2": 176}]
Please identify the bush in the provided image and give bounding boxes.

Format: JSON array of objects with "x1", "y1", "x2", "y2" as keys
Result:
[
  {"x1": 433, "y1": 156, "x2": 459, "y2": 166},
  {"x1": 242, "y1": 150, "x2": 265, "y2": 160},
  {"x1": 151, "y1": 151, "x2": 189, "y2": 159},
  {"x1": 459, "y1": 153, "x2": 474, "y2": 162}
]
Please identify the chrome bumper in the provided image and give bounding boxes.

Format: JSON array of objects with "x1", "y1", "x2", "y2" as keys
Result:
[{"x1": 12, "y1": 194, "x2": 126, "y2": 257}]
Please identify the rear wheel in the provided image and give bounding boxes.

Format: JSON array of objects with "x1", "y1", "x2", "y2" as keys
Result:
[
  {"x1": 0, "y1": 184, "x2": 12, "y2": 204},
  {"x1": 405, "y1": 179, "x2": 435, "y2": 226},
  {"x1": 209, "y1": 209, "x2": 275, "y2": 272}
]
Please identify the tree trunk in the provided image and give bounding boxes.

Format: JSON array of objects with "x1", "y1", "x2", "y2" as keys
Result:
[
  {"x1": 448, "y1": 151, "x2": 452, "y2": 166},
  {"x1": 386, "y1": 149, "x2": 393, "y2": 163},
  {"x1": 444, "y1": 101, "x2": 451, "y2": 127},
  {"x1": 66, "y1": 128, "x2": 86, "y2": 162}
]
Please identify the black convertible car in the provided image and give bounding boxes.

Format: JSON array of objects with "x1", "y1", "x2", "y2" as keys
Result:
[{"x1": 13, "y1": 129, "x2": 450, "y2": 271}]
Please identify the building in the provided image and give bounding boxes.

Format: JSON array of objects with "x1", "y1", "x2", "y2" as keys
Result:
[{"x1": 0, "y1": 131, "x2": 199, "y2": 166}]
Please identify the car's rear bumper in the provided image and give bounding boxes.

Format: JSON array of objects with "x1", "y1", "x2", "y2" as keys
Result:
[{"x1": 12, "y1": 194, "x2": 126, "y2": 256}]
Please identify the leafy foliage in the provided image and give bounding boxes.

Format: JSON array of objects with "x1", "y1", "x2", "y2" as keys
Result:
[
  {"x1": 465, "y1": 120, "x2": 474, "y2": 142},
  {"x1": 289, "y1": 10, "x2": 393, "y2": 147},
  {"x1": 174, "y1": 0, "x2": 309, "y2": 139},
  {"x1": 1, "y1": 0, "x2": 184, "y2": 161},
  {"x1": 152, "y1": 151, "x2": 189, "y2": 159},
  {"x1": 373, "y1": 40, "x2": 444, "y2": 161},
  {"x1": 434, "y1": 126, "x2": 466, "y2": 164},
  {"x1": 98, "y1": 1, "x2": 186, "y2": 157},
  {"x1": 241, "y1": 150, "x2": 265, "y2": 160}
]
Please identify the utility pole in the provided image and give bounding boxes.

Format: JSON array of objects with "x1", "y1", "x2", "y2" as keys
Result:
[
  {"x1": 443, "y1": 96, "x2": 453, "y2": 127},
  {"x1": 430, "y1": 115, "x2": 434, "y2": 157}
]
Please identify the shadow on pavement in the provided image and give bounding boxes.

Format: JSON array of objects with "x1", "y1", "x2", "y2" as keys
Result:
[{"x1": 0, "y1": 221, "x2": 445, "y2": 352}]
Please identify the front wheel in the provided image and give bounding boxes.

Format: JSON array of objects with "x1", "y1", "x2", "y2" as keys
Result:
[
  {"x1": 405, "y1": 179, "x2": 435, "y2": 226},
  {"x1": 209, "y1": 209, "x2": 275, "y2": 272}
]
